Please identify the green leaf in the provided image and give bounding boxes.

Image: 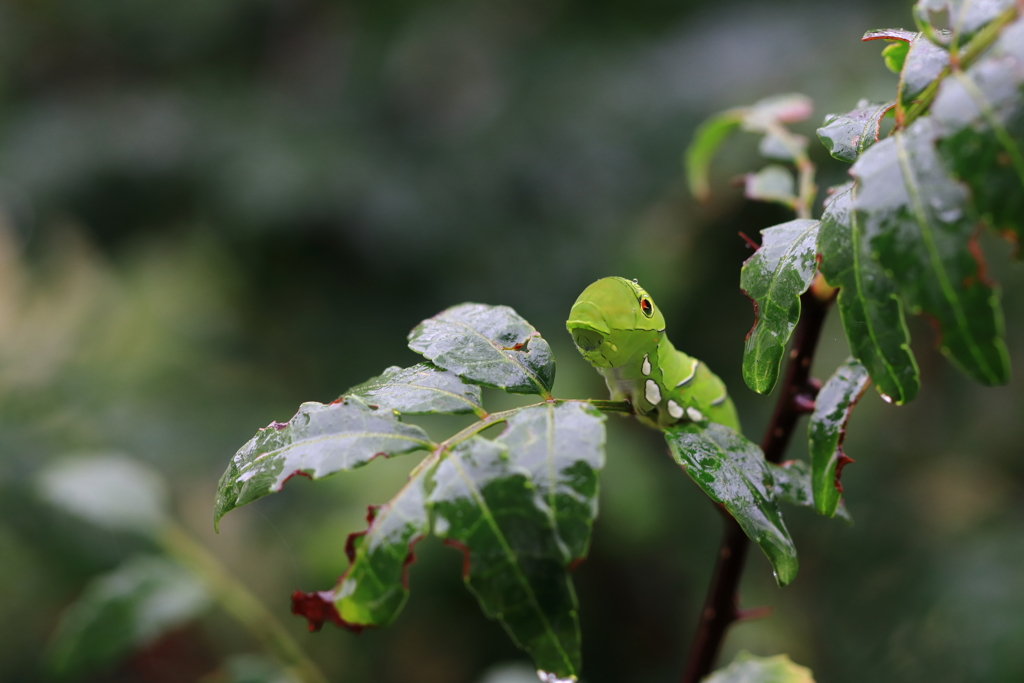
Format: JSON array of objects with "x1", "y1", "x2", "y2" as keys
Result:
[
  {"x1": 214, "y1": 397, "x2": 433, "y2": 528},
  {"x1": 851, "y1": 117, "x2": 1011, "y2": 386},
  {"x1": 36, "y1": 456, "x2": 169, "y2": 536},
  {"x1": 817, "y1": 100, "x2": 895, "y2": 163},
  {"x1": 685, "y1": 108, "x2": 745, "y2": 202},
  {"x1": 705, "y1": 651, "x2": 815, "y2": 683},
  {"x1": 346, "y1": 363, "x2": 485, "y2": 416},
  {"x1": 408, "y1": 303, "x2": 556, "y2": 397},
  {"x1": 48, "y1": 555, "x2": 210, "y2": 677},
  {"x1": 496, "y1": 402, "x2": 606, "y2": 562},
  {"x1": 770, "y1": 459, "x2": 852, "y2": 523},
  {"x1": 331, "y1": 460, "x2": 433, "y2": 629},
  {"x1": 899, "y1": 34, "x2": 950, "y2": 106},
  {"x1": 743, "y1": 165, "x2": 797, "y2": 208},
  {"x1": 883, "y1": 41, "x2": 911, "y2": 73},
  {"x1": 932, "y1": 18, "x2": 1024, "y2": 247},
  {"x1": 740, "y1": 218, "x2": 820, "y2": 395},
  {"x1": 809, "y1": 358, "x2": 871, "y2": 518},
  {"x1": 685, "y1": 94, "x2": 811, "y2": 202},
  {"x1": 664, "y1": 422, "x2": 797, "y2": 586},
  {"x1": 818, "y1": 183, "x2": 920, "y2": 404},
  {"x1": 429, "y1": 436, "x2": 581, "y2": 679},
  {"x1": 914, "y1": 0, "x2": 1016, "y2": 42}
]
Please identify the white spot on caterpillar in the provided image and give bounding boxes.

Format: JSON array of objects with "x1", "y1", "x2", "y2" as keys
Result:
[
  {"x1": 645, "y1": 379, "x2": 662, "y2": 405},
  {"x1": 711, "y1": 390, "x2": 728, "y2": 406},
  {"x1": 642, "y1": 354, "x2": 651, "y2": 376},
  {"x1": 686, "y1": 407, "x2": 705, "y2": 422},
  {"x1": 676, "y1": 359, "x2": 699, "y2": 387},
  {"x1": 667, "y1": 400, "x2": 684, "y2": 419}
]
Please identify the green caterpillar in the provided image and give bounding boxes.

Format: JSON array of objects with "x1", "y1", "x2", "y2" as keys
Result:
[{"x1": 567, "y1": 277, "x2": 740, "y2": 431}]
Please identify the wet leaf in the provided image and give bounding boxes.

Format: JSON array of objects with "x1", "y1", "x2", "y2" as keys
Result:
[
  {"x1": 740, "y1": 219, "x2": 820, "y2": 395},
  {"x1": 915, "y1": 0, "x2": 1016, "y2": 42},
  {"x1": 408, "y1": 303, "x2": 555, "y2": 397},
  {"x1": 817, "y1": 100, "x2": 895, "y2": 163},
  {"x1": 743, "y1": 165, "x2": 797, "y2": 208},
  {"x1": 330, "y1": 461, "x2": 433, "y2": 629},
  {"x1": 48, "y1": 555, "x2": 210, "y2": 677},
  {"x1": 809, "y1": 358, "x2": 871, "y2": 518},
  {"x1": 686, "y1": 108, "x2": 745, "y2": 202},
  {"x1": 429, "y1": 436, "x2": 581, "y2": 679},
  {"x1": 496, "y1": 402, "x2": 606, "y2": 562},
  {"x1": 37, "y1": 456, "x2": 169, "y2": 536},
  {"x1": 899, "y1": 34, "x2": 950, "y2": 106},
  {"x1": 770, "y1": 459, "x2": 852, "y2": 523},
  {"x1": 818, "y1": 183, "x2": 920, "y2": 404},
  {"x1": 705, "y1": 651, "x2": 815, "y2": 683},
  {"x1": 214, "y1": 397, "x2": 433, "y2": 528},
  {"x1": 932, "y1": 18, "x2": 1024, "y2": 247},
  {"x1": 346, "y1": 363, "x2": 485, "y2": 416},
  {"x1": 664, "y1": 423, "x2": 797, "y2": 586},
  {"x1": 851, "y1": 117, "x2": 1010, "y2": 386}
]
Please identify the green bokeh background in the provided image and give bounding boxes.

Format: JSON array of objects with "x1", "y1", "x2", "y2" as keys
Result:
[{"x1": 2, "y1": 0, "x2": 1023, "y2": 681}]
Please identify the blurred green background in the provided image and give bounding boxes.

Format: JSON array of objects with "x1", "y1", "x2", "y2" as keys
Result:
[{"x1": 2, "y1": 0, "x2": 1024, "y2": 681}]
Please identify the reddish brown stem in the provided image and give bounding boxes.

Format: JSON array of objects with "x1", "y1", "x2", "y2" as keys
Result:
[{"x1": 680, "y1": 289, "x2": 832, "y2": 683}]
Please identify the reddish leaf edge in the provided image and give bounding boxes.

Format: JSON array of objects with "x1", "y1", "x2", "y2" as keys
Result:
[
  {"x1": 862, "y1": 28, "x2": 916, "y2": 43},
  {"x1": 292, "y1": 504, "x2": 424, "y2": 634}
]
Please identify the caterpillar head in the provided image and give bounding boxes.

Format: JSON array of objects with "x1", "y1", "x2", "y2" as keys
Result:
[{"x1": 566, "y1": 277, "x2": 665, "y2": 368}]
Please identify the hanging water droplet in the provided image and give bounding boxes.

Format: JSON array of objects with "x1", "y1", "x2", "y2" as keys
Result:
[
  {"x1": 537, "y1": 671, "x2": 577, "y2": 683},
  {"x1": 879, "y1": 393, "x2": 894, "y2": 404}
]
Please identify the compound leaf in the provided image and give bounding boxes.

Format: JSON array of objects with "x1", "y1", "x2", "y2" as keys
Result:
[
  {"x1": 740, "y1": 219, "x2": 820, "y2": 395},
  {"x1": 664, "y1": 422, "x2": 797, "y2": 586},
  {"x1": 851, "y1": 117, "x2": 1010, "y2": 386},
  {"x1": 214, "y1": 397, "x2": 433, "y2": 528},
  {"x1": 49, "y1": 555, "x2": 210, "y2": 677},
  {"x1": 818, "y1": 183, "x2": 920, "y2": 404},
  {"x1": 409, "y1": 304, "x2": 555, "y2": 397},
  {"x1": 496, "y1": 402, "x2": 606, "y2": 563},
  {"x1": 818, "y1": 100, "x2": 895, "y2": 163},
  {"x1": 705, "y1": 652, "x2": 815, "y2": 683},
  {"x1": 346, "y1": 363, "x2": 485, "y2": 417},
  {"x1": 429, "y1": 436, "x2": 581, "y2": 679},
  {"x1": 810, "y1": 358, "x2": 871, "y2": 518}
]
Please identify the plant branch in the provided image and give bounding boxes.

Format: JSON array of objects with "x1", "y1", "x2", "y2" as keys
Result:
[
  {"x1": 160, "y1": 523, "x2": 329, "y2": 683},
  {"x1": 680, "y1": 285, "x2": 833, "y2": 683}
]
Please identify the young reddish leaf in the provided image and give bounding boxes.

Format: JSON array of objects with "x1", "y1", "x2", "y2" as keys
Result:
[
  {"x1": 852, "y1": 118, "x2": 1010, "y2": 386},
  {"x1": 809, "y1": 358, "x2": 871, "y2": 518},
  {"x1": 664, "y1": 422, "x2": 798, "y2": 586},
  {"x1": 818, "y1": 183, "x2": 920, "y2": 404},
  {"x1": 429, "y1": 436, "x2": 582, "y2": 679},
  {"x1": 817, "y1": 100, "x2": 895, "y2": 163},
  {"x1": 408, "y1": 303, "x2": 555, "y2": 397},
  {"x1": 214, "y1": 397, "x2": 433, "y2": 528},
  {"x1": 740, "y1": 218, "x2": 819, "y2": 395}
]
